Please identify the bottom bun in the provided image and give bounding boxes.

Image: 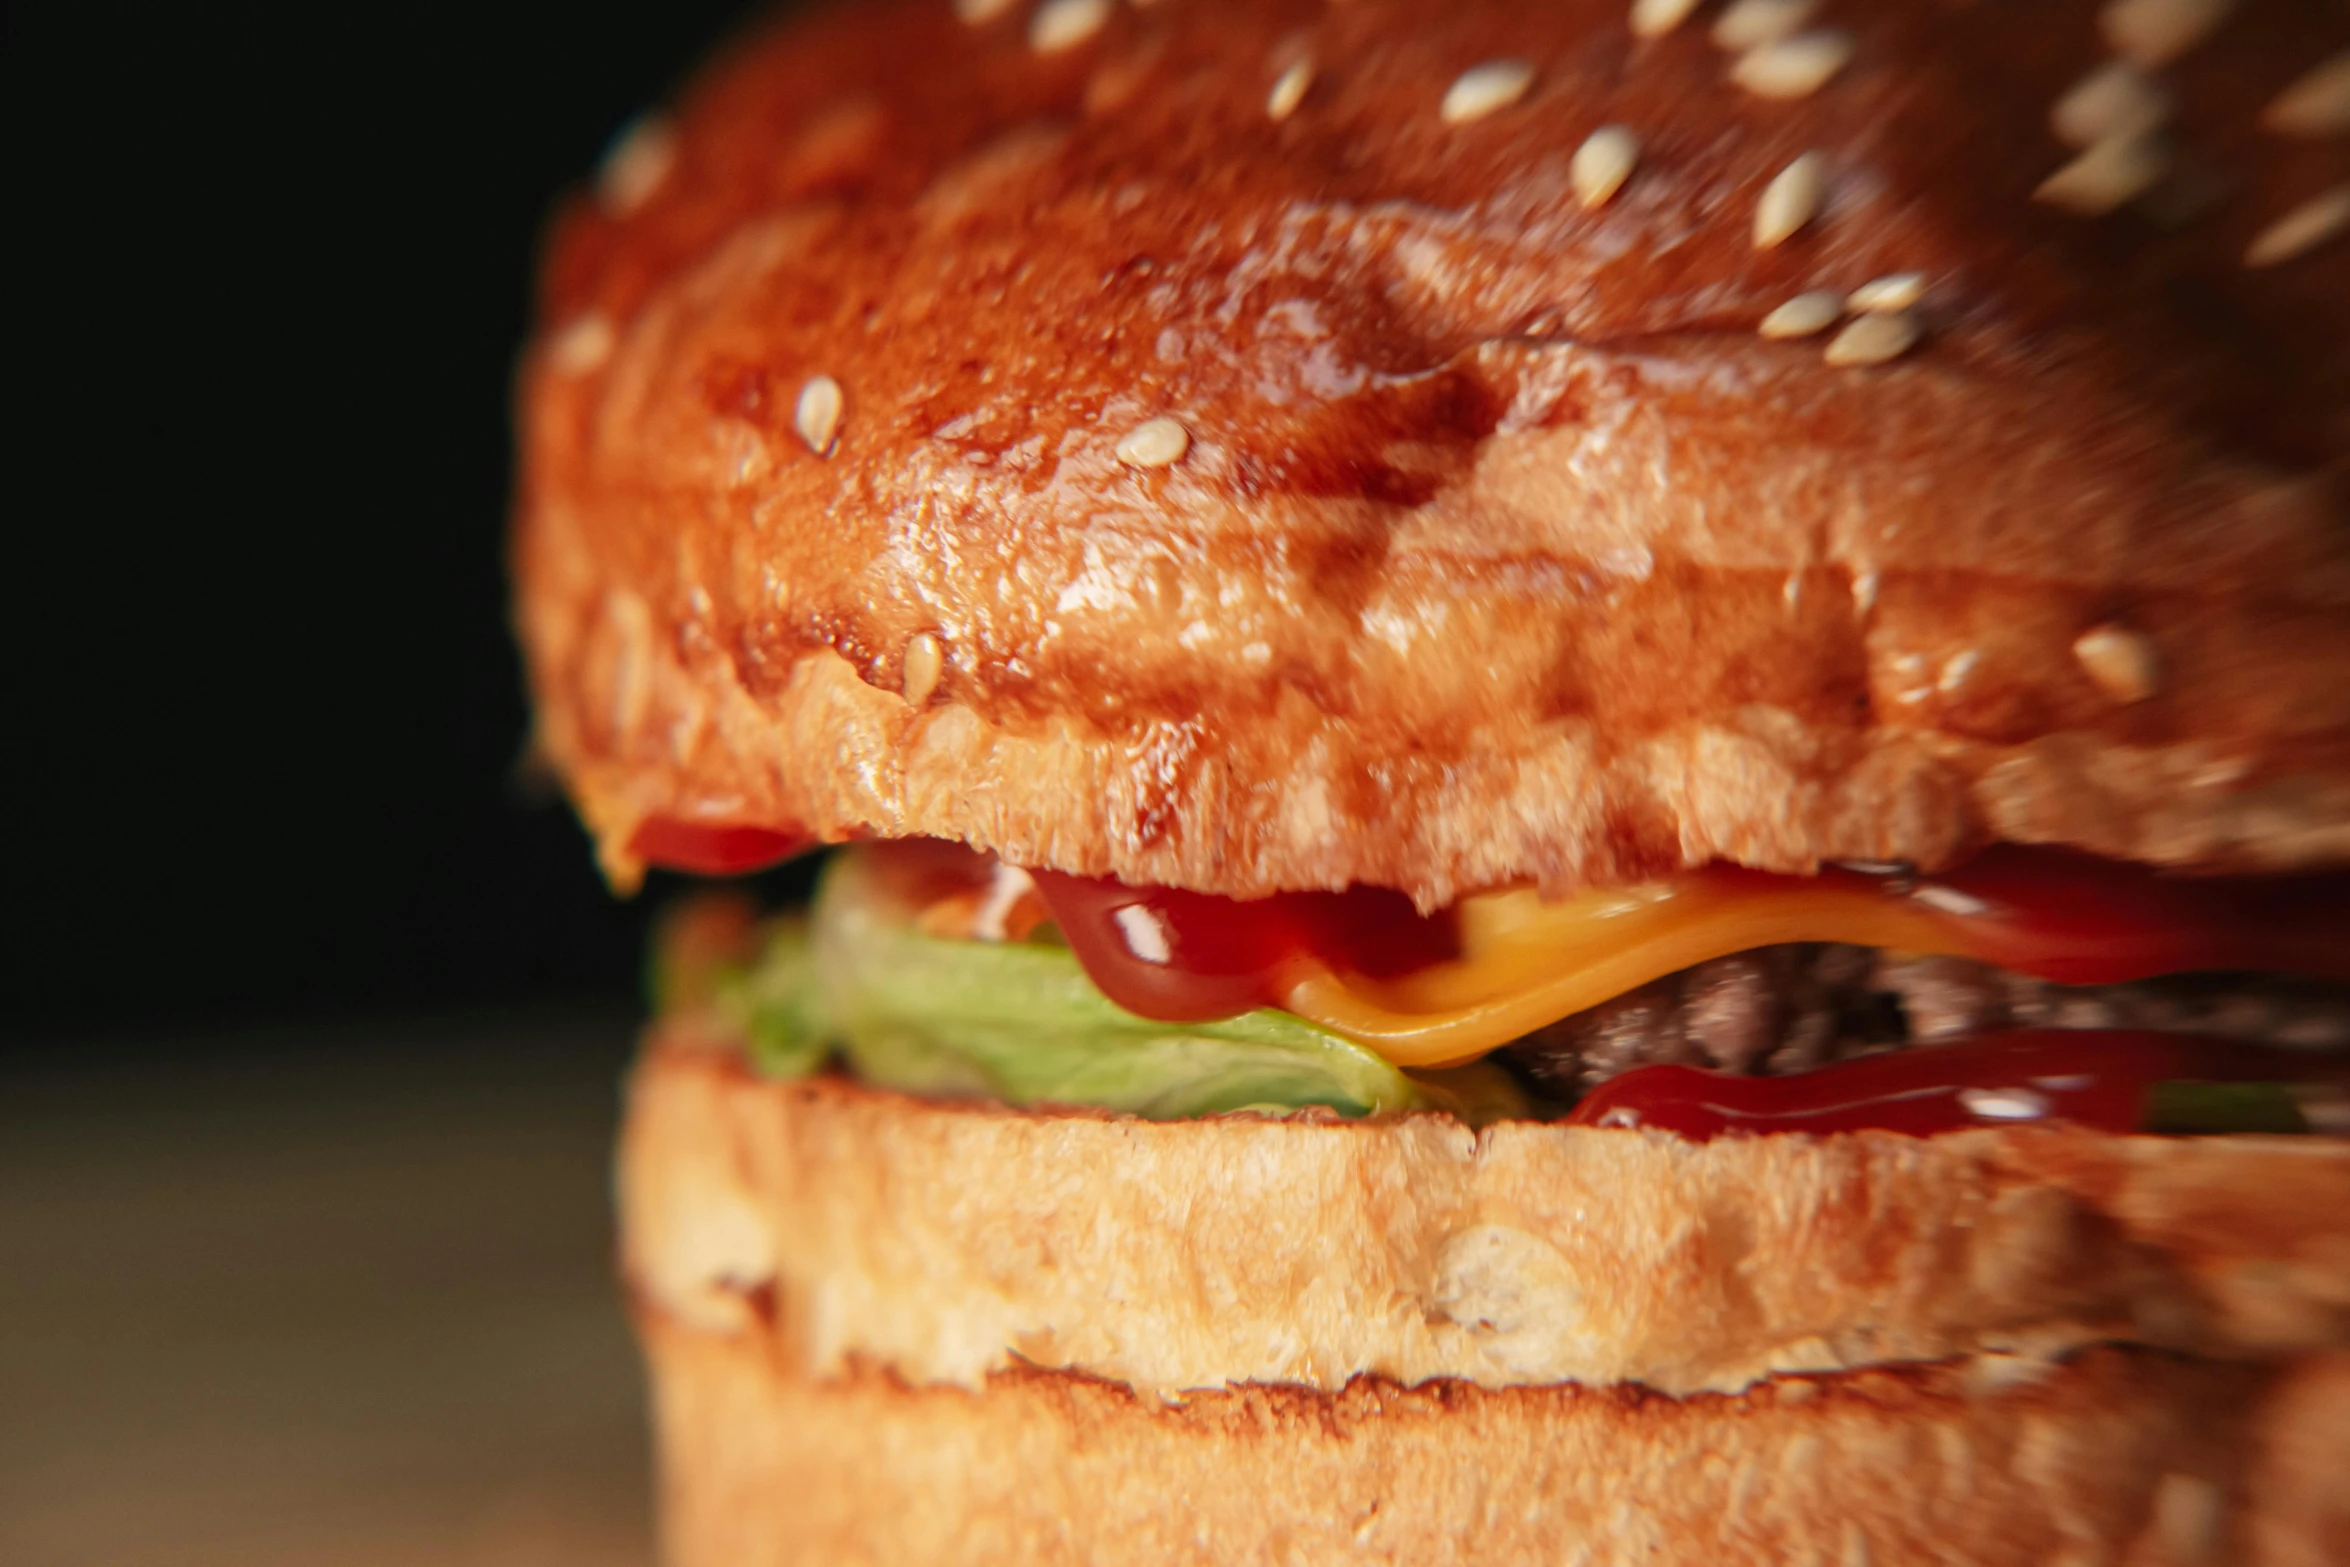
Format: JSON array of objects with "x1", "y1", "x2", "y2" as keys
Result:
[
  {"x1": 619, "y1": 1046, "x2": 2350, "y2": 1400},
  {"x1": 639, "y1": 1307, "x2": 2346, "y2": 1566}
]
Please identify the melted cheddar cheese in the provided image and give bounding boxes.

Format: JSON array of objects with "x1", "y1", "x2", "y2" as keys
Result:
[{"x1": 1277, "y1": 877, "x2": 1972, "y2": 1067}]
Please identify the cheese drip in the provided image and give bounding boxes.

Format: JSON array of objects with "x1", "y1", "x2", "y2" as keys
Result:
[
  {"x1": 935, "y1": 841, "x2": 2350, "y2": 1072},
  {"x1": 1275, "y1": 876, "x2": 1967, "y2": 1066}
]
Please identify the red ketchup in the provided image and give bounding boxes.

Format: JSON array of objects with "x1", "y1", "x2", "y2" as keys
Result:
[
  {"x1": 1023, "y1": 847, "x2": 2349, "y2": 1026},
  {"x1": 1564, "y1": 1032, "x2": 2341, "y2": 1140},
  {"x1": 654, "y1": 835, "x2": 2349, "y2": 1139},
  {"x1": 627, "y1": 818, "x2": 813, "y2": 877},
  {"x1": 1888, "y1": 846, "x2": 2350, "y2": 986},
  {"x1": 629, "y1": 828, "x2": 2350, "y2": 992},
  {"x1": 1027, "y1": 869, "x2": 1457, "y2": 1022}
]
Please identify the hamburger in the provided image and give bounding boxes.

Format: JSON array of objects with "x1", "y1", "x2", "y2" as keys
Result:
[{"x1": 513, "y1": 0, "x2": 2350, "y2": 1560}]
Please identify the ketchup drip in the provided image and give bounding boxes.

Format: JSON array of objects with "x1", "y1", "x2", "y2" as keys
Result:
[
  {"x1": 635, "y1": 827, "x2": 2350, "y2": 1030},
  {"x1": 1024, "y1": 846, "x2": 2350, "y2": 1027},
  {"x1": 1888, "y1": 845, "x2": 2350, "y2": 986},
  {"x1": 1565, "y1": 1031, "x2": 2345, "y2": 1141},
  {"x1": 627, "y1": 818, "x2": 814, "y2": 877},
  {"x1": 1027, "y1": 869, "x2": 1457, "y2": 1023}
]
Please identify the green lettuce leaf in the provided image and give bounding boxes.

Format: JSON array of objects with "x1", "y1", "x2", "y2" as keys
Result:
[
  {"x1": 721, "y1": 915, "x2": 832, "y2": 1080},
  {"x1": 796, "y1": 853, "x2": 1430, "y2": 1119},
  {"x1": 2142, "y1": 1081, "x2": 2312, "y2": 1135},
  {"x1": 647, "y1": 898, "x2": 832, "y2": 1081}
]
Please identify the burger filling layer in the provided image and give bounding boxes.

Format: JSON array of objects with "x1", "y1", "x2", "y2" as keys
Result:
[{"x1": 652, "y1": 839, "x2": 2350, "y2": 1137}]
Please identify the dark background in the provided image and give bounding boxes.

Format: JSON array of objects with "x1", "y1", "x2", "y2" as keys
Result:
[
  {"x1": 9, "y1": 0, "x2": 793, "y2": 1044},
  {"x1": 9, "y1": 8, "x2": 819, "y2": 1552}
]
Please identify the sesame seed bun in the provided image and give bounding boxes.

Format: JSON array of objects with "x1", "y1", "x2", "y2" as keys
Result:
[
  {"x1": 514, "y1": 0, "x2": 2350, "y2": 903},
  {"x1": 518, "y1": 1, "x2": 2350, "y2": 1561}
]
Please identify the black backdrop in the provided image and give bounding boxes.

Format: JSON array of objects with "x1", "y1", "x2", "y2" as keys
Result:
[{"x1": 8, "y1": 0, "x2": 796, "y2": 1039}]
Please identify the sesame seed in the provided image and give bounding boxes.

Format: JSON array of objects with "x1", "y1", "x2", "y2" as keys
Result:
[
  {"x1": 2263, "y1": 53, "x2": 2350, "y2": 138},
  {"x1": 2245, "y1": 184, "x2": 2350, "y2": 267},
  {"x1": 795, "y1": 375, "x2": 844, "y2": 455},
  {"x1": 1848, "y1": 272, "x2": 1925, "y2": 313},
  {"x1": 1958, "y1": 1087, "x2": 2052, "y2": 1122},
  {"x1": 953, "y1": 0, "x2": 1019, "y2": 22},
  {"x1": 1628, "y1": 0, "x2": 1701, "y2": 39},
  {"x1": 2099, "y1": 0, "x2": 2234, "y2": 69},
  {"x1": 1711, "y1": 0, "x2": 1816, "y2": 53},
  {"x1": 2072, "y1": 624, "x2": 2160, "y2": 702},
  {"x1": 1115, "y1": 415, "x2": 1190, "y2": 467},
  {"x1": 1822, "y1": 310, "x2": 1919, "y2": 366},
  {"x1": 2050, "y1": 61, "x2": 2173, "y2": 150},
  {"x1": 1571, "y1": 125, "x2": 1640, "y2": 209},
  {"x1": 1758, "y1": 290, "x2": 1842, "y2": 338},
  {"x1": 1936, "y1": 647, "x2": 1981, "y2": 696},
  {"x1": 901, "y1": 632, "x2": 944, "y2": 706},
  {"x1": 1030, "y1": 0, "x2": 1110, "y2": 54},
  {"x1": 1267, "y1": 58, "x2": 1313, "y2": 122},
  {"x1": 1753, "y1": 151, "x2": 1826, "y2": 248},
  {"x1": 2033, "y1": 132, "x2": 2168, "y2": 214},
  {"x1": 597, "y1": 116, "x2": 676, "y2": 216},
  {"x1": 1441, "y1": 59, "x2": 1535, "y2": 124},
  {"x1": 549, "y1": 313, "x2": 614, "y2": 374},
  {"x1": 1730, "y1": 31, "x2": 1854, "y2": 100}
]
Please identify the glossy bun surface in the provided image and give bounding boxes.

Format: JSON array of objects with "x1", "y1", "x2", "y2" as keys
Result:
[{"x1": 516, "y1": 0, "x2": 2350, "y2": 899}]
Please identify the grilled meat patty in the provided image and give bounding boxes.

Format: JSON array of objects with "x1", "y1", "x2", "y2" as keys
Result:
[{"x1": 1507, "y1": 948, "x2": 2350, "y2": 1099}]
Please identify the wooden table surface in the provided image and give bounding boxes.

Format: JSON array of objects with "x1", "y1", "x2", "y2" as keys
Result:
[{"x1": 0, "y1": 1009, "x2": 656, "y2": 1567}]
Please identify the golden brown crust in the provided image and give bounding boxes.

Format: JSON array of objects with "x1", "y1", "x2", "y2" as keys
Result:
[
  {"x1": 2246, "y1": 1352, "x2": 2350, "y2": 1567},
  {"x1": 516, "y1": 0, "x2": 2350, "y2": 900},
  {"x1": 619, "y1": 1039, "x2": 2350, "y2": 1398},
  {"x1": 641, "y1": 1315, "x2": 2348, "y2": 1566}
]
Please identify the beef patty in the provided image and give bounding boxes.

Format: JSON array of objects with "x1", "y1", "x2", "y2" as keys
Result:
[{"x1": 1505, "y1": 947, "x2": 2350, "y2": 1100}]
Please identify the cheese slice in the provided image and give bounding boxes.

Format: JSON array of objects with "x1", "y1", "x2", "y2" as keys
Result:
[{"x1": 1278, "y1": 875, "x2": 1970, "y2": 1067}]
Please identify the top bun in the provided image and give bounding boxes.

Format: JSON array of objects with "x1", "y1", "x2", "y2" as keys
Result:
[{"x1": 514, "y1": 0, "x2": 2350, "y2": 904}]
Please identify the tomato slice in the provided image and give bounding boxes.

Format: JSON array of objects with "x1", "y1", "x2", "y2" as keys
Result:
[{"x1": 1564, "y1": 1031, "x2": 2346, "y2": 1140}]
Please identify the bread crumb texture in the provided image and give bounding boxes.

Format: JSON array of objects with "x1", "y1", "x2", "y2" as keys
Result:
[
  {"x1": 620, "y1": 1043, "x2": 2350, "y2": 1397},
  {"x1": 639, "y1": 1313, "x2": 2350, "y2": 1566}
]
